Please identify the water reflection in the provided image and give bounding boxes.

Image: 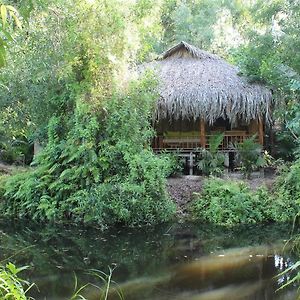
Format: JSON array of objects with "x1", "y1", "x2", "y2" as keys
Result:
[{"x1": 0, "y1": 221, "x2": 298, "y2": 299}]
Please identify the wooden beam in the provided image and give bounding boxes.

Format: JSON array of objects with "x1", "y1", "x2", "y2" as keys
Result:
[
  {"x1": 200, "y1": 118, "x2": 206, "y2": 148},
  {"x1": 258, "y1": 117, "x2": 264, "y2": 146}
]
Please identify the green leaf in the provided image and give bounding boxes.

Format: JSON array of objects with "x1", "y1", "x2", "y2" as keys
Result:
[
  {"x1": 10, "y1": 11, "x2": 22, "y2": 29},
  {"x1": 6, "y1": 5, "x2": 18, "y2": 14},
  {"x1": 1, "y1": 5, "x2": 7, "y2": 28},
  {"x1": 0, "y1": 44, "x2": 6, "y2": 67},
  {"x1": 2, "y1": 29, "x2": 13, "y2": 42}
]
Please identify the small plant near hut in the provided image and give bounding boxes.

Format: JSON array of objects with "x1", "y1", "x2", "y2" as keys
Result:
[
  {"x1": 165, "y1": 151, "x2": 184, "y2": 177},
  {"x1": 235, "y1": 136, "x2": 265, "y2": 179},
  {"x1": 196, "y1": 133, "x2": 225, "y2": 176}
]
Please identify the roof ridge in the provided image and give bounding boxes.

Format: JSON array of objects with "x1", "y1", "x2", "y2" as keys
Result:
[{"x1": 162, "y1": 41, "x2": 220, "y2": 60}]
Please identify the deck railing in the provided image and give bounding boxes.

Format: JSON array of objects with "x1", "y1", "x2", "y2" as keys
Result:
[{"x1": 152, "y1": 133, "x2": 257, "y2": 151}]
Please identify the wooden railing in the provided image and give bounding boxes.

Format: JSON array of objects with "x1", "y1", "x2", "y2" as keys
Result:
[{"x1": 152, "y1": 133, "x2": 257, "y2": 151}]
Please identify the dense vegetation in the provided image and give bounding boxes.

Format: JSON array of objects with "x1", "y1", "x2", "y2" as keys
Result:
[
  {"x1": 191, "y1": 173, "x2": 299, "y2": 226},
  {"x1": 0, "y1": 0, "x2": 299, "y2": 229},
  {"x1": 192, "y1": 178, "x2": 272, "y2": 226},
  {"x1": 1, "y1": 75, "x2": 176, "y2": 227},
  {"x1": 0, "y1": 0, "x2": 299, "y2": 297}
]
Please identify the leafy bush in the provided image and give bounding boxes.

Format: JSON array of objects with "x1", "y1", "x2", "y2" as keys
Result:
[
  {"x1": 0, "y1": 262, "x2": 32, "y2": 299},
  {"x1": 196, "y1": 133, "x2": 225, "y2": 176},
  {"x1": 0, "y1": 103, "x2": 33, "y2": 165},
  {"x1": 271, "y1": 161, "x2": 300, "y2": 222},
  {"x1": 191, "y1": 177, "x2": 274, "y2": 226},
  {"x1": 1, "y1": 76, "x2": 175, "y2": 228},
  {"x1": 274, "y1": 130, "x2": 297, "y2": 161},
  {"x1": 165, "y1": 152, "x2": 184, "y2": 177},
  {"x1": 235, "y1": 136, "x2": 265, "y2": 179}
]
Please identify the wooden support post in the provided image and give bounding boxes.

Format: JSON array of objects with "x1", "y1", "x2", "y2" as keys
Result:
[
  {"x1": 158, "y1": 136, "x2": 163, "y2": 149},
  {"x1": 258, "y1": 117, "x2": 264, "y2": 146},
  {"x1": 189, "y1": 152, "x2": 193, "y2": 175},
  {"x1": 200, "y1": 118, "x2": 206, "y2": 148}
]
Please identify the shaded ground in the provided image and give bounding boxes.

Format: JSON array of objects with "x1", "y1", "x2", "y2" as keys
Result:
[
  {"x1": 0, "y1": 162, "x2": 14, "y2": 174},
  {"x1": 0, "y1": 162, "x2": 28, "y2": 175},
  {"x1": 167, "y1": 172, "x2": 277, "y2": 218}
]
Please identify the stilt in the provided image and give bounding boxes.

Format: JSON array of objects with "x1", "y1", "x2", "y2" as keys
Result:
[
  {"x1": 200, "y1": 118, "x2": 206, "y2": 148},
  {"x1": 258, "y1": 117, "x2": 264, "y2": 146},
  {"x1": 189, "y1": 152, "x2": 193, "y2": 175}
]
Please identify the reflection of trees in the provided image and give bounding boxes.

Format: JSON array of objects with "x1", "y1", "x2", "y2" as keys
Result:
[{"x1": 0, "y1": 221, "x2": 295, "y2": 299}]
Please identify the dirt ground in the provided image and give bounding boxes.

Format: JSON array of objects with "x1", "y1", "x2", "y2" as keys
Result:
[
  {"x1": 0, "y1": 162, "x2": 28, "y2": 175},
  {"x1": 167, "y1": 172, "x2": 277, "y2": 218},
  {"x1": 0, "y1": 162, "x2": 14, "y2": 174}
]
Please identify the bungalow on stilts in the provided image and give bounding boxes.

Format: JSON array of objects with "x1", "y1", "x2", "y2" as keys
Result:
[{"x1": 142, "y1": 41, "x2": 273, "y2": 174}]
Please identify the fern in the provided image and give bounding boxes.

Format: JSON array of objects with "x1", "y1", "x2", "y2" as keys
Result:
[{"x1": 0, "y1": 75, "x2": 175, "y2": 227}]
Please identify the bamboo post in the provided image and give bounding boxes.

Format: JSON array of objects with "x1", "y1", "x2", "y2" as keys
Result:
[
  {"x1": 200, "y1": 118, "x2": 206, "y2": 148},
  {"x1": 258, "y1": 117, "x2": 264, "y2": 146}
]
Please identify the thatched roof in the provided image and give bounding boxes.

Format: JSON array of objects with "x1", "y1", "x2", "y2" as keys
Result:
[{"x1": 143, "y1": 41, "x2": 272, "y2": 124}]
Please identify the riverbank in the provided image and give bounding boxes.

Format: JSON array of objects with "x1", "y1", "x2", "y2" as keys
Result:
[
  {"x1": 167, "y1": 172, "x2": 277, "y2": 218},
  {"x1": 1, "y1": 161, "x2": 277, "y2": 220}
]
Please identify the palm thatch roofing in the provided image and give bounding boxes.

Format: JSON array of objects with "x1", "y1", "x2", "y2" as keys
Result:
[{"x1": 143, "y1": 41, "x2": 272, "y2": 124}]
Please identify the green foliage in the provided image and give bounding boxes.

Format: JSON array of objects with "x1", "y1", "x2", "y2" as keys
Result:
[
  {"x1": 197, "y1": 133, "x2": 225, "y2": 176},
  {"x1": 1, "y1": 76, "x2": 175, "y2": 227},
  {"x1": 0, "y1": 4, "x2": 22, "y2": 67},
  {"x1": 277, "y1": 233, "x2": 300, "y2": 293},
  {"x1": 271, "y1": 161, "x2": 300, "y2": 222},
  {"x1": 277, "y1": 260, "x2": 300, "y2": 292},
  {"x1": 0, "y1": 262, "x2": 32, "y2": 299},
  {"x1": 0, "y1": 261, "x2": 124, "y2": 300},
  {"x1": 158, "y1": 0, "x2": 241, "y2": 54},
  {"x1": 192, "y1": 159, "x2": 300, "y2": 226},
  {"x1": 165, "y1": 152, "x2": 183, "y2": 177},
  {"x1": 0, "y1": 0, "x2": 299, "y2": 231},
  {"x1": 235, "y1": 136, "x2": 265, "y2": 178},
  {"x1": 0, "y1": 103, "x2": 33, "y2": 164},
  {"x1": 274, "y1": 129, "x2": 297, "y2": 161},
  {"x1": 231, "y1": 0, "x2": 300, "y2": 150},
  {"x1": 0, "y1": 0, "x2": 164, "y2": 162},
  {"x1": 191, "y1": 177, "x2": 274, "y2": 226},
  {"x1": 69, "y1": 267, "x2": 124, "y2": 300}
]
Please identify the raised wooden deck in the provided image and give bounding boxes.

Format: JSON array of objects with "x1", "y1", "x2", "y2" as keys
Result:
[
  {"x1": 152, "y1": 131, "x2": 256, "y2": 152},
  {"x1": 152, "y1": 132, "x2": 262, "y2": 175}
]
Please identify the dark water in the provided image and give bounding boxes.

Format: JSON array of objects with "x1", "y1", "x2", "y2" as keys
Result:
[{"x1": 0, "y1": 221, "x2": 298, "y2": 300}]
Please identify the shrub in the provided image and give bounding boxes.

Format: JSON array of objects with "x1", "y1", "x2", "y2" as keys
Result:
[
  {"x1": 196, "y1": 133, "x2": 225, "y2": 176},
  {"x1": 0, "y1": 262, "x2": 32, "y2": 299},
  {"x1": 270, "y1": 161, "x2": 300, "y2": 222},
  {"x1": 191, "y1": 177, "x2": 274, "y2": 226},
  {"x1": 235, "y1": 136, "x2": 265, "y2": 178},
  {"x1": 0, "y1": 126, "x2": 33, "y2": 165},
  {"x1": 1, "y1": 76, "x2": 176, "y2": 227},
  {"x1": 165, "y1": 152, "x2": 184, "y2": 177},
  {"x1": 0, "y1": 173, "x2": 7, "y2": 201}
]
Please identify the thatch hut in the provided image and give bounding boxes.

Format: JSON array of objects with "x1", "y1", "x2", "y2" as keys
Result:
[{"x1": 144, "y1": 41, "x2": 272, "y2": 153}]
